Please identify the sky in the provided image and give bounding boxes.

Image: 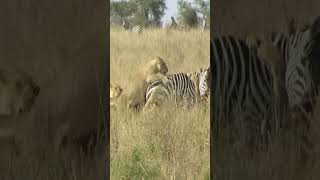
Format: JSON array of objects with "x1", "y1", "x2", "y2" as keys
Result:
[
  {"x1": 162, "y1": 0, "x2": 179, "y2": 25},
  {"x1": 111, "y1": 0, "x2": 194, "y2": 26},
  {"x1": 162, "y1": 0, "x2": 194, "y2": 26}
]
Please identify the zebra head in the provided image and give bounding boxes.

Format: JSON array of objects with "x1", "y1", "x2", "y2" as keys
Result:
[
  {"x1": 202, "y1": 19, "x2": 207, "y2": 30},
  {"x1": 122, "y1": 19, "x2": 129, "y2": 30},
  {"x1": 171, "y1": 16, "x2": 177, "y2": 27},
  {"x1": 272, "y1": 16, "x2": 320, "y2": 109},
  {"x1": 196, "y1": 67, "x2": 210, "y2": 99}
]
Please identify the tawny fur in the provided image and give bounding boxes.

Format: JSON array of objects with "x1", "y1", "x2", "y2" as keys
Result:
[
  {"x1": 120, "y1": 56, "x2": 168, "y2": 109},
  {"x1": 189, "y1": 72, "x2": 200, "y2": 103},
  {"x1": 52, "y1": 64, "x2": 106, "y2": 154},
  {"x1": 143, "y1": 70, "x2": 202, "y2": 112},
  {"x1": 257, "y1": 36, "x2": 288, "y2": 127},
  {"x1": 110, "y1": 82, "x2": 123, "y2": 107},
  {"x1": 0, "y1": 68, "x2": 40, "y2": 154},
  {"x1": 110, "y1": 82, "x2": 122, "y2": 99}
]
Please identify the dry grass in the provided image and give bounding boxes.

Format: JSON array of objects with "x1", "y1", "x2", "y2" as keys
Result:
[
  {"x1": 0, "y1": 1, "x2": 108, "y2": 179},
  {"x1": 212, "y1": 0, "x2": 320, "y2": 178},
  {"x1": 110, "y1": 27, "x2": 210, "y2": 179},
  {"x1": 215, "y1": 105, "x2": 320, "y2": 180}
]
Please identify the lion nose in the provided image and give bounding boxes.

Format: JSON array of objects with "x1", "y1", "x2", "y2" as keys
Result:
[{"x1": 33, "y1": 85, "x2": 40, "y2": 96}]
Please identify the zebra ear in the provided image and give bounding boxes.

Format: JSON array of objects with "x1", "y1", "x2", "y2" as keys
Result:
[{"x1": 310, "y1": 16, "x2": 320, "y2": 37}]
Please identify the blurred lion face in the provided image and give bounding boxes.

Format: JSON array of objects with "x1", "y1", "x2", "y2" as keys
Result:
[{"x1": 0, "y1": 69, "x2": 40, "y2": 117}]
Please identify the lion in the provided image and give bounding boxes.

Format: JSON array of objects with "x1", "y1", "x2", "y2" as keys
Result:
[
  {"x1": 245, "y1": 34, "x2": 285, "y2": 81},
  {"x1": 0, "y1": 68, "x2": 40, "y2": 117},
  {"x1": 0, "y1": 68, "x2": 40, "y2": 154},
  {"x1": 143, "y1": 69, "x2": 206, "y2": 112},
  {"x1": 188, "y1": 72, "x2": 200, "y2": 103},
  {"x1": 255, "y1": 35, "x2": 288, "y2": 121},
  {"x1": 110, "y1": 82, "x2": 123, "y2": 107},
  {"x1": 52, "y1": 65, "x2": 107, "y2": 155},
  {"x1": 122, "y1": 56, "x2": 168, "y2": 109}
]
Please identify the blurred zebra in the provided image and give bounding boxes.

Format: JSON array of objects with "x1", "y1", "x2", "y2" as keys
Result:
[
  {"x1": 170, "y1": 16, "x2": 178, "y2": 29},
  {"x1": 169, "y1": 16, "x2": 189, "y2": 31},
  {"x1": 270, "y1": 17, "x2": 320, "y2": 162},
  {"x1": 202, "y1": 19, "x2": 207, "y2": 30},
  {"x1": 187, "y1": 68, "x2": 211, "y2": 103},
  {"x1": 211, "y1": 36, "x2": 279, "y2": 146},
  {"x1": 122, "y1": 20, "x2": 142, "y2": 34},
  {"x1": 270, "y1": 17, "x2": 320, "y2": 111},
  {"x1": 144, "y1": 68, "x2": 210, "y2": 110}
]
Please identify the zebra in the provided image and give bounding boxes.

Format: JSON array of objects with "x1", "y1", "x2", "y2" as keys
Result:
[
  {"x1": 170, "y1": 16, "x2": 178, "y2": 29},
  {"x1": 169, "y1": 16, "x2": 189, "y2": 31},
  {"x1": 270, "y1": 19, "x2": 320, "y2": 111},
  {"x1": 202, "y1": 18, "x2": 207, "y2": 30},
  {"x1": 143, "y1": 68, "x2": 210, "y2": 111},
  {"x1": 210, "y1": 35, "x2": 281, "y2": 148},
  {"x1": 190, "y1": 67, "x2": 211, "y2": 100},
  {"x1": 122, "y1": 20, "x2": 142, "y2": 34},
  {"x1": 269, "y1": 16, "x2": 320, "y2": 162}
]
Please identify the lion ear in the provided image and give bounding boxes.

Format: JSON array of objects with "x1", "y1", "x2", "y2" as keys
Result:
[{"x1": 156, "y1": 56, "x2": 162, "y2": 64}]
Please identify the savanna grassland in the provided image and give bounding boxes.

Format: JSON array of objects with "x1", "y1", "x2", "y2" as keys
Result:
[
  {"x1": 212, "y1": 0, "x2": 320, "y2": 179},
  {"x1": 0, "y1": 1, "x2": 107, "y2": 179},
  {"x1": 110, "y1": 27, "x2": 210, "y2": 179},
  {"x1": 215, "y1": 99, "x2": 320, "y2": 180}
]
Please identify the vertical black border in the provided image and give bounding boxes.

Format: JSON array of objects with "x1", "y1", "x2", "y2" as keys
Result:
[
  {"x1": 105, "y1": 0, "x2": 110, "y2": 179},
  {"x1": 210, "y1": 0, "x2": 214, "y2": 179}
]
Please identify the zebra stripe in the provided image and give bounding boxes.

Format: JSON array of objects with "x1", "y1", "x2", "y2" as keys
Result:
[
  {"x1": 122, "y1": 20, "x2": 142, "y2": 33},
  {"x1": 145, "y1": 70, "x2": 209, "y2": 108},
  {"x1": 271, "y1": 29, "x2": 316, "y2": 110},
  {"x1": 195, "y1": 68, "x2": 210, "y2": 97},
  {"x1": 269, "y1": 17, "x2": 320, "y2": 162},
  {"x1": 211, "y1": 36, "x2": 276, "y2": 143},
  {"x1": 212, "y1": 36, "x2": 274, "y2": 114}
]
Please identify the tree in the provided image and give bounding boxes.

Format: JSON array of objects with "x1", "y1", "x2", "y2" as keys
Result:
[
  {"x1": 110, "y1": 0, "x2": 137, "y2": 25},
  {"x1": 194, "y1": 0, "x2": 210, "y2": 25},
  {"x1": 110, "y1": 0, "x2": 166, "y2": 28},
  {"x1": 131, "y1": 0, "x2": 166, "y2": 27},
  {"x1": 177, "y1": 0, "x2": 199, "y2": 28}
]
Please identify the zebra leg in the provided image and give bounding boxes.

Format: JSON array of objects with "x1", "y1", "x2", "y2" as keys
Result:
[
  {"x1": 289, "y1": 102, "x2": 315, "y2": 165},
  {"x1": 189, "y1": 72, "x2": 200, "y2": 103},
  {"x1": 143, "y1": 88, "x2": 166, "y2": 111},
  {"x1": 54, "y1": 122, "x2": 69, "y2": 153}
]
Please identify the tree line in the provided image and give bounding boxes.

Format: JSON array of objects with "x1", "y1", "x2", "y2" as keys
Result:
[{"x1": 110, "y1": 0, "x2": 210, "y2": 28}]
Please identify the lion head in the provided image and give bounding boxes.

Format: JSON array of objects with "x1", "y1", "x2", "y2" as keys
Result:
[
  {"x1": 144, "y1": 56, "x2": 168, "y2": 76},
  {"x1": 0, "y1": 68, "x2": 40, "y2": 117},
  {"x1": 110, "y1": 82, "x2": 123, "y2": 99}
]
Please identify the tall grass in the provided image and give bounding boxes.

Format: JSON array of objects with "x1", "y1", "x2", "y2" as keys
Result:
[
  {"x1": 215, "y1": 107, "x2": 320, "y2": 180},
  {"x1": 212, "y1": 0, "x2": 320, "y2": 177},
  {"x1": 110, "y1": 27, "x2": 210, "y2": 179},
  {"x1": 0, "y1": 1, "x2": 107, "y2": 179}
]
